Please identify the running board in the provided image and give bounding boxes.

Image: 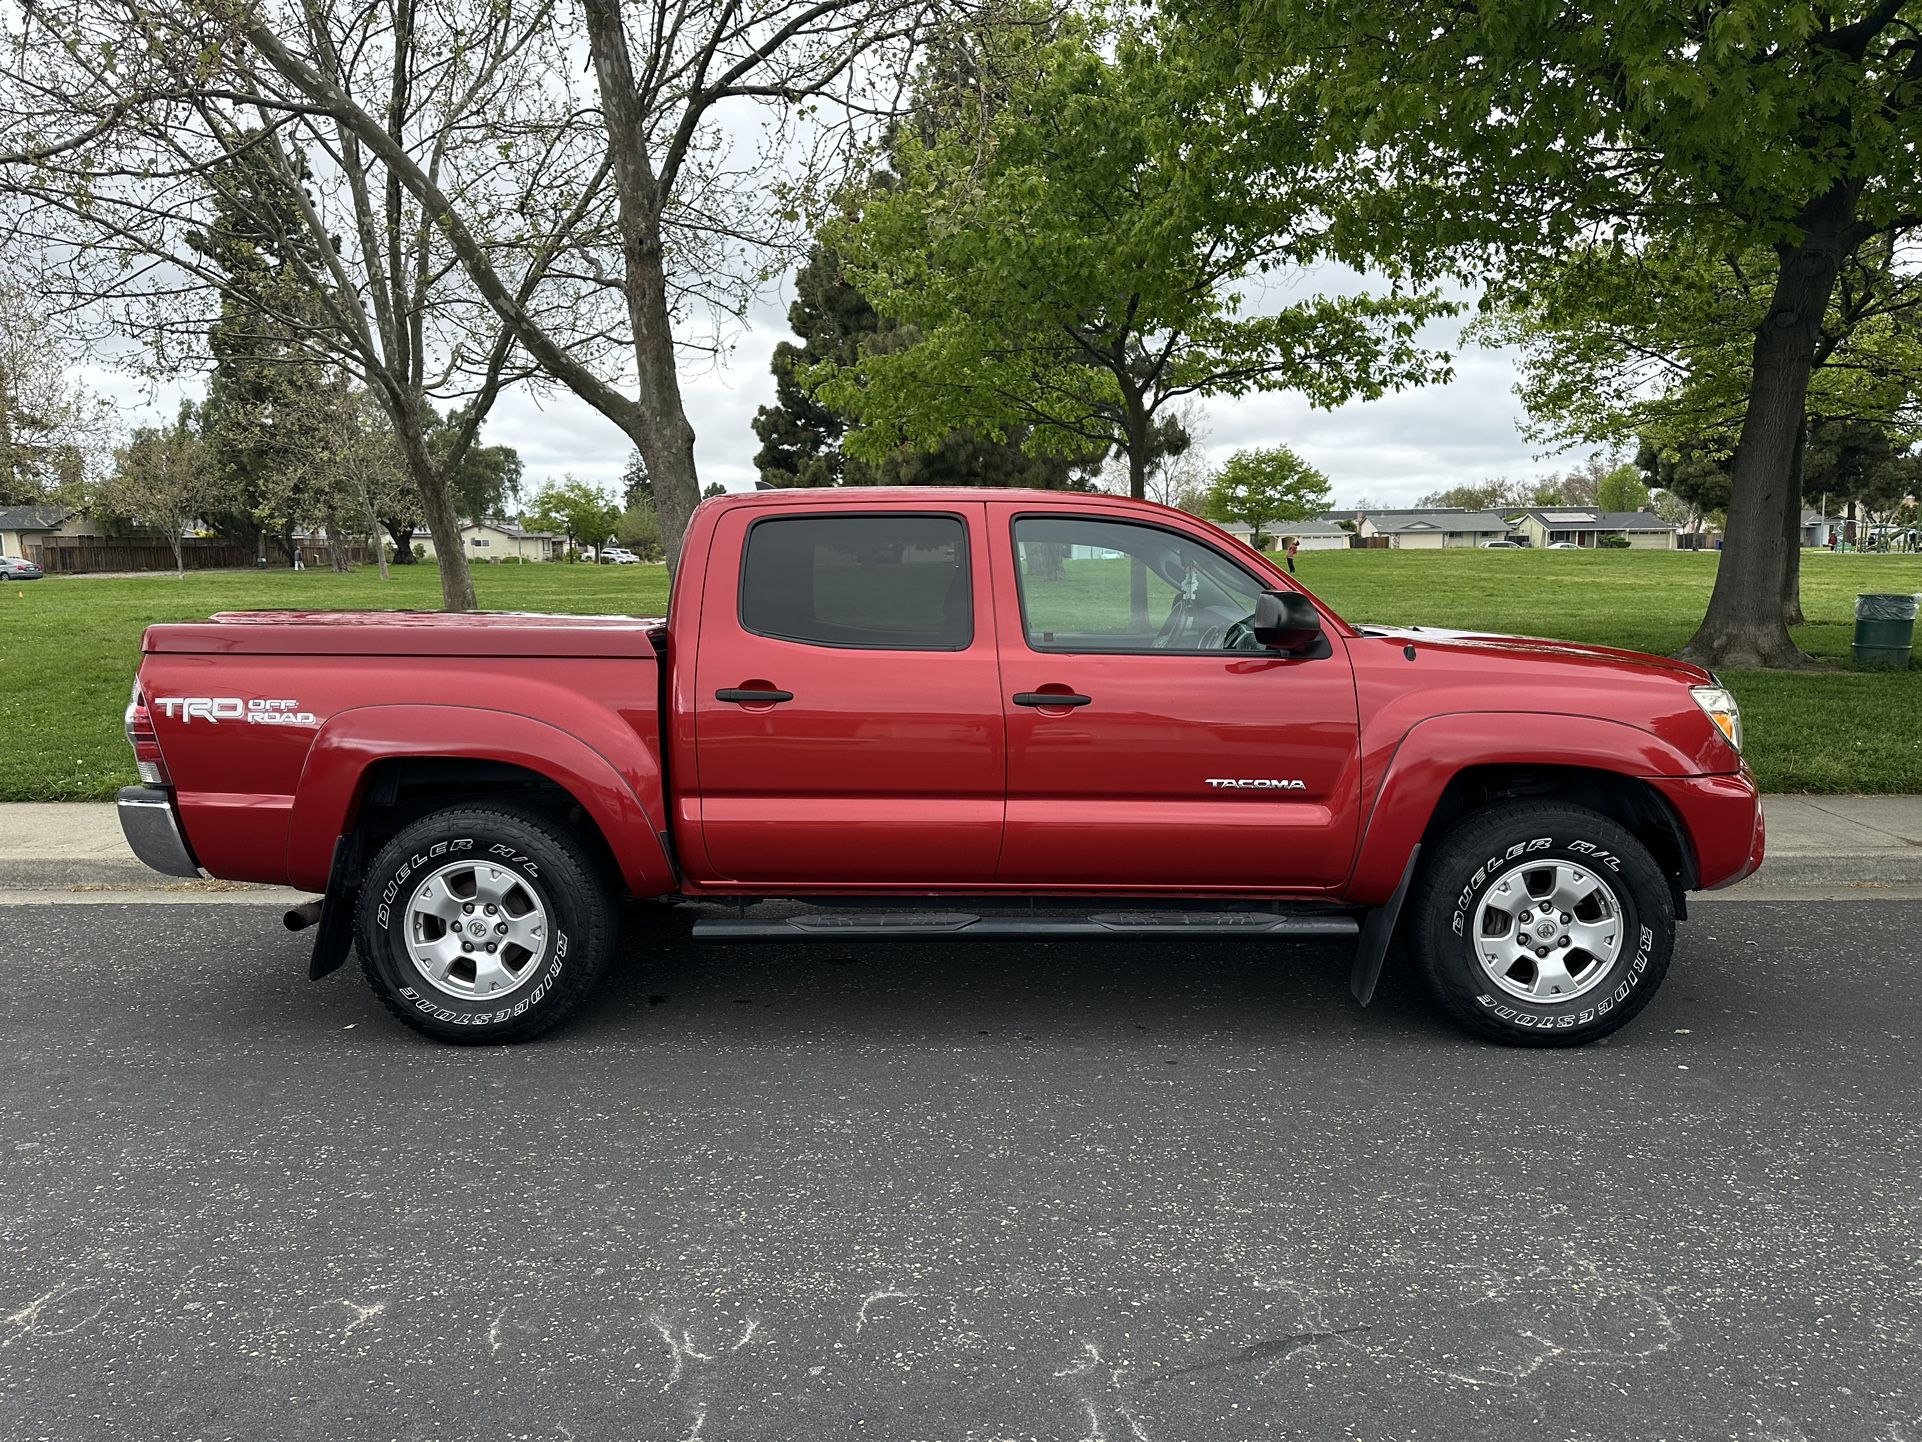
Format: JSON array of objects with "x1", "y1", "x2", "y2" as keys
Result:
[{"x1": 693, "y1": 909, "x2": 1361, "y2": 941}]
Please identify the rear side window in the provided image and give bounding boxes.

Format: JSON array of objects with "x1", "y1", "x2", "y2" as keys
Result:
[{"x1": 739, "y1": 514, "x2": 971, "y2": 649}]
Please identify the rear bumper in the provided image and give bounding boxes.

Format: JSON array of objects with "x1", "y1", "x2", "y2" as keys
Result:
[
  {"x1": 116, "y1": 786, "x2": 202, "y2": 878},
  {"x1": 1648, "y1": 771, "x2": 1764, "y2": 890}
]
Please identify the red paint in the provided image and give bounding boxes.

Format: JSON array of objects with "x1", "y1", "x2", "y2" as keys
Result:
[{"x1": 132, "y1": 487, "x2": 1761, "y2": 903}]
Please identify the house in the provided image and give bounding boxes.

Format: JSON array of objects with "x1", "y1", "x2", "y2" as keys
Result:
[
  {"x1": 1801, "y1": 509, "x2": 1847, "y2": 547},
  {"x1": 1353, "y1": 509, "x2": 1514, "y2": 548},
  {"x1": 0, "y1": 505, "x2": 108, "y2": 560},
  {"x1": 1506, "y1": 508, "x2": 1678, "y2": 549},
  {"x1": 454, "y1": 520, "x2": 563, "y2": 562},
  {"x1": 1214, "y1": 519, "x2": 1351, "y2": 552}
]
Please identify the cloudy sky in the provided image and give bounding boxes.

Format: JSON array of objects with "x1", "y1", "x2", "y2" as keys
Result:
[{"x1": 87, "y1": 280, "x2": 1590, "y2": 512}]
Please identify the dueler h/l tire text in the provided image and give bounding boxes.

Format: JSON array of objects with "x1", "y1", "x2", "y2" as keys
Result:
[
  {"x1": 1410, "y1": 801, "x2": 1675, "y2": 1047},
  {"x1": 354, "y1": 805, "x2": 617, "y2": 1044}
]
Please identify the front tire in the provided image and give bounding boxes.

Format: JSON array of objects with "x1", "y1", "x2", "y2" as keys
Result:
[
  {"x1": 354, "y1": 805, "x2": 617, "y2": 1044},
  {"x1": 1410, "y1": 801, "x2": 1674, "y2": 1047}
]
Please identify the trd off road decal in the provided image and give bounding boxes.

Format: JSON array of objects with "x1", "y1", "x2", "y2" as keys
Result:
[
  {"x1": 155, "y1": 697, "x2": 319, "y2": 726},
  {"x1": 1475, "y1": 925, "x2": 1656, "y2": 1028},
  {"x1": 1451, "y1": 837, "x2": 1554, "y2": 936}
]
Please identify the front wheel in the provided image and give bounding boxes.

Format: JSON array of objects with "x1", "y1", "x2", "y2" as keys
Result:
[
  {"x1": 354, "y1": 805, "x2": 617, "y2": 1044},
  {"x1": 1410, "y1": 801, "x2": 1674, "y2": 1046}
]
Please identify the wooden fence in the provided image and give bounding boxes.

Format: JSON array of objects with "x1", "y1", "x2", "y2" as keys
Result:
[{"x1": 28, "y1": 538, "x2": 379, "y2": 573}]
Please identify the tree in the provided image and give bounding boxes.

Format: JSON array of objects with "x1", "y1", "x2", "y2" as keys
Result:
[
  {"x1": 1, "y1": 6, "x2": 585, "y2": 608},
  {"x1": 814, "y1": 19, "x2": 1450, "y2": 515},
  {"x1": 618, "y1": 500, "x2": 665, "y2": 560},
  {"x1": 1205, "y1": 447, "x2": 1333, "y2": 550},
  {"x1": 97, "y1": 404, "x2": 217, "y2": 577},
  {"x1": 702, "y1": 482, "x2": 727, "y2": 500},
  {"x1": 752, "y1": 241, "x2": 1091, "y2": 490},
  {"x1": 0, "y1": 278, "x2": 110, "y2": 506},
  {"x1": 1207, "y1": 1, "x2": 1922, "y2": 668},
  {"x1": 528, "y1": 478, "x2": 620, "y2": 558},
  {"x1": 1596, "y1": 465, "x2": 1651, "y2": 515},
  {"x1": 1415, "y1": 478, "x2": 1537, "y2": 512}
]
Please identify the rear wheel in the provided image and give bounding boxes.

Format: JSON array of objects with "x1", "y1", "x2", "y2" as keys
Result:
[
  {"x1": 354, "y1": 805, "x2": 617, "y2": 1044},
  {"x1": 1410, "y1": 801, "x2": 1674, "y2": 1046}
]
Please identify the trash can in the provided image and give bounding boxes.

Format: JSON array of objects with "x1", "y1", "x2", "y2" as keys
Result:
[{"x1": 1853, "y1": 593, "x2": 1918, "y2": 669}]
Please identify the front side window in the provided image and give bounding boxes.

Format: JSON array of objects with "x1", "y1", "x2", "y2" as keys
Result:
[
  {"x1": 1014, "y1": 516, "x2": 1269, "y2": 652},
  {"x1": 740, "y1": 513, "x2": 971, "y2": 650}
]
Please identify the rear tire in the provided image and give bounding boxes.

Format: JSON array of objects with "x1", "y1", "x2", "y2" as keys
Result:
[
  {"x1": 354, "y1": 805, "x2": 617, "y2": 1044},
  {"x1": 1410, "y1": 801, "x2": 1674, "y2": 1047}
]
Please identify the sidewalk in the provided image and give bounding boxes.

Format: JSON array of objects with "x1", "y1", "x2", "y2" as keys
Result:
[{"x1": 2, "y1": 796, "x2": 1920, "y2": 897}]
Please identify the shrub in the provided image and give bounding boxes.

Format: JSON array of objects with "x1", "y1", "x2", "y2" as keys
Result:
[{"x1": 1598, "y1": 534, "x2": 1631, "y2": 549}]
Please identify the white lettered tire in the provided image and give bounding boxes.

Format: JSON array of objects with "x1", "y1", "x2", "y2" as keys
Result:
[
  {"x1": 1410, "y1": 801, "x2": 1674, "y2": 1046},
  {"x1": 355, "y1": 805, "x2": 617, "y2": 1044}
]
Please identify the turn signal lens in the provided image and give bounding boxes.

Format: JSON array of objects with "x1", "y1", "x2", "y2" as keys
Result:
[
  {"x1": 125, "y1": 682, "x2": 170, "y2": 786},
  {"x1": 1690, "y1": 685, "x2": 1743, "y2": 753}
]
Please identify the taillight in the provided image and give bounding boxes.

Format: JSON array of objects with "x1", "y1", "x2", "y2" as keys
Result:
[{"x1": 125, "y1": 682, "x2": 170, "y2": 786}]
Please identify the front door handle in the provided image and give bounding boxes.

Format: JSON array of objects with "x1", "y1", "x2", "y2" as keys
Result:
[
  {"x1": 1012, "y1": 691, "x2": 1092, "y2": 708},
  {"x1": 716, "y1": 687, "x2": 794, "y2": 705}
]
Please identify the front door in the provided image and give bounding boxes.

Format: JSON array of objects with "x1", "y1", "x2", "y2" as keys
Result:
[
  {"x1": 690, "y1": 505, "x2": 1005, "y2": 886},
  {"x1": 991, "y1": 511, "x2": 1361, "y2": 891}
]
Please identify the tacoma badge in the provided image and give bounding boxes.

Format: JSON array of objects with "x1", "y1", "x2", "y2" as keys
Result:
[{"x1": 1205, "y1": 778, "x2": 1307, "y2": 791}]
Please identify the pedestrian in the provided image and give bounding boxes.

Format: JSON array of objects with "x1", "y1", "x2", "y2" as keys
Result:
[
  {"x1": 292, "y1": 547, "x2": 304, "y2": 571},
  {"x1": 1282, "y1": 535, "x2": 1300, "y2": 574}
]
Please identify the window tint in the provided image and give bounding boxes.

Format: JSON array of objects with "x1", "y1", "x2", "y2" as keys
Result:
[
  {"x1": 1014, "y1": 516, "x2": 1267, "y2": 653},
  {"x1": 740, "y1": 514, "x2": 971, "y2": 650}
]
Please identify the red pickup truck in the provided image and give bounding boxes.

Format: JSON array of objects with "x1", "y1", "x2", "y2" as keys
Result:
[{"x1": 118, "y1": 488, "x2": 1763, "y2": 1046}]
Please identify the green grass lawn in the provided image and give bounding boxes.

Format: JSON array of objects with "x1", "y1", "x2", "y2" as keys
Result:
[{"x1": 2, "y1": 548, "x2": 1918, "y2": 799}]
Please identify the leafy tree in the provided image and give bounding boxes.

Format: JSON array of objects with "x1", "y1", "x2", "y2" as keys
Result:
[
  {"x1": 0, "y1": 278, "x2": 108, "y2": 506},
  {"x1": 1205, "y1": 446, "x2": 1333, "y2": 550},
  {"x1": 96, "y1": 404, "x2": 217, "y2": 577},
  {"x1": 1207, "y1": 0, "x2": 1922, "y2": 667},
  {"x1": 429, "y1": 407, "x2": 522, "y2": 522},
  {"x1": 1415, "y1": 479, "x2": 1537, "y2": 512},
  {"x1": 1806, "y1": 418, "x2": 1922, "y2": 529},
  {"x1": 752, "y1": 243, "x2": 1091, "y2": 490},
  {"x1": 618, "y1": 501, "x2": 665, "y2": 560},
  {"x1": 702, "y1": 481, "x2": 727, "y2": 500},
  {"x1": 1596, "y1": 465, "x2": 1652, "y2": 515},
  {"x1": 813, "y1": 18, "x2": 1449, "y2": 541},
  {"x1": 528, "y1": 477, "x2": 620, "y2": 559}
]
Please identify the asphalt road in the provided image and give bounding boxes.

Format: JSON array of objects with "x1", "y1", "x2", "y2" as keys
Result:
[{"x1": 2, "y1": 901, "x2": 1919, "y2": 1442}]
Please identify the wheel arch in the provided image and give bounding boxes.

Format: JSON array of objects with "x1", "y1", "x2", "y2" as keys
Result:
[
  {"x1": 287, "y1": 705, "x2": 676, "y2": 898},
  {"x1": 1349, "y1": 713, "x2": 1706, "y2": 905}
]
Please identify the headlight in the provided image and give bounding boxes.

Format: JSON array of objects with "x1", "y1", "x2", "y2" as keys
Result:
[{"x1": 1690, "y1": 684, "x2": 1742, "y2": 752}]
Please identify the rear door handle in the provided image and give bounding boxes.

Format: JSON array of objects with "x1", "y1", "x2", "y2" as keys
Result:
[
  {"x1": 1012, "y1": 691, "x2": 1092, "y2": 708},
  {"x1": 716, "y1": 688, "x2": 794, "y2": 705}
]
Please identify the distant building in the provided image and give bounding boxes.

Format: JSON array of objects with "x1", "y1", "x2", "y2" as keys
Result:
[
  {"x1": 0, "y1": 505, "x2": 110, "y2": 560},
  {"x1": 1353, "y1": 509, "x2": 1514, "y2": 549},
  {"x1": 1215, "y1": 519, "x2": 1351, "y2": 552},
  {"x1": 1506, "y1": 508, "x2": 1679, "y2": 550},
  {"x1": 413, "y1": 521, "x2": 563, "y2": 562}
]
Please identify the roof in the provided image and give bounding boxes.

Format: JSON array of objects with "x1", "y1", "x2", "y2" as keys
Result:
[
  {"x1": 1509, "y1": 508, "x2": 1677, "y2": 530},
  {"x1": 0, "y1": 504, "x2": 75, "y2": 532},
  {"x1": 1217, "y1": 519, "x2": 1349, "y2": 538},
  {"x1": 467, "y1": 520, "x2": 557, "y2": 540},
  {"x1": 1359, "y1": 509, "x2": 1512, "y2": 533}
]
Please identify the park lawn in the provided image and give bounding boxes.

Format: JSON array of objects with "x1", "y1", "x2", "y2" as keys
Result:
[{"x1": 1, "y1": 548, "x2": 1918, "y2": 800}]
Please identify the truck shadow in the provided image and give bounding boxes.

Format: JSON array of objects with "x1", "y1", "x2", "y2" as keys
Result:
[{"x1": 563, "y1": 902, "x2": 1460, "y2": 1048}]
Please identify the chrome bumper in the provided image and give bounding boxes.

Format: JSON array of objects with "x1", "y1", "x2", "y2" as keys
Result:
[{"x1": 116, "y1": 786, "x2": 201, "y2": 878}]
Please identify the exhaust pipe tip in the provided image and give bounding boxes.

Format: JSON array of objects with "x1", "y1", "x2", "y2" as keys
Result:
[{"x1": 284, "y1": 901, "x2": 324, "y2": 932}]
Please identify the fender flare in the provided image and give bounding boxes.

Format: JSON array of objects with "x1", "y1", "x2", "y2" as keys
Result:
[
  {"x1": 286, "y1": 704, "x2": 675, "y2": 897},
  {"x1": 1346, "y1": 711, "x2": 1702, "y2": 903}
]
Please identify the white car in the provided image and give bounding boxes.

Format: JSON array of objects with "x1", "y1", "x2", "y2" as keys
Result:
[
  {"x1": 1547, "y1": 541, "x2": 1582, "y2": 550},
  {"x1": 597, "y1": 547, "x2": 640, "y2": 565},
  {"x1": 1482, "y1": 540, "x2": 1523, "y2": 549}
]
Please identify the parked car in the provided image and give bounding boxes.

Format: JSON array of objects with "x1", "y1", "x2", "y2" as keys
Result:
[
  {"x1": 116, "y1": 488, "x2": 1761, "y2": 1049},
  {"x1": 1547, "y1": 541, "x2": 1583, "y2": 550},
  {"x1": 597, "y1": 547, "x2": 640, "y2": 565},
  {"x1": 1, "y1": 556, "x2": 44, "y2": 579},
  {"x1": 1482, "y1": 541, "x2": 1523, "y2": 549}
]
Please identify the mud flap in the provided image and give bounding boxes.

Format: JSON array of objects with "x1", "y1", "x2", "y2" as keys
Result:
[
  {"x1": 1350, "y1": 845, "x2": 1420, "y2": 1007},
  {"x1": 308, "y1": 834, "x2": 362, "y2": 981}
]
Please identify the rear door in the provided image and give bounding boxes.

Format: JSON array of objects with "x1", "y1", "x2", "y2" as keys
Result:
[
  {"x1": 689, "y1": 504, "x2": 1006, "y2": 886},
  {"x1": 990, "y1": 508, "x2": 1362, "y2": 890}
]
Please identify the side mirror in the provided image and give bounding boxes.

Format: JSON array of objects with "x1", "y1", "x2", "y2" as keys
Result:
[{"x1": 1252, "y1": 590, "x2": 1324, "y2": 654}]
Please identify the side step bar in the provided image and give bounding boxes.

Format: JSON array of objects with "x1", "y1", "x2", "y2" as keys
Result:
[{"x1": 693, "y1": 909, "x2": 1361, "y2": 941}]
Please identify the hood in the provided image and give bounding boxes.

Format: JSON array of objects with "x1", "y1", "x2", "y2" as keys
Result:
[{"x1": 1353, "y1": 624, "x2": 1715, "y2": 687}]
